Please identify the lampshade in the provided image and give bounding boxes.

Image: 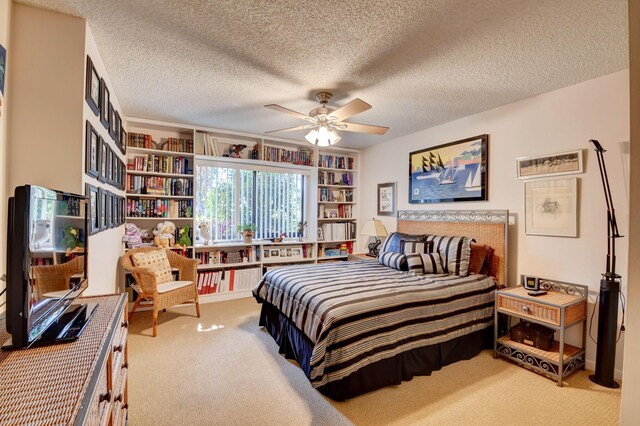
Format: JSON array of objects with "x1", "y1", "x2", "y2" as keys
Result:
[
  {"x1": 305, "y1": 125, "x2": 341, "y2": 146},
  {"x1": 361, "y1": 219, "x2": 388, "y2": 237}
]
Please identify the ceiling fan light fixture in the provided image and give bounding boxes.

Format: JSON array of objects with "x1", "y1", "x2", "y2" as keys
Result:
[
  {"x1": 305, "y1": 129, "x2": 319, "y2": 144},
  {"x1": 306, "y1": 125, "x2": 340, "y2": 147}
]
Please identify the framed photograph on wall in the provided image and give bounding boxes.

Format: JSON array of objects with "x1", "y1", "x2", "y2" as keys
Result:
[
  {"x1": 106, "y1": 145, "x2": 113, "y2": 184},
  {"x1": 109, "y1": 103, "x2": 117, "y2": 139},
  {"x1": 111, "y1": 194, "x2": 118, "y2": 227},
  {"x1": 85, "y1": 183, "x2": 100, "y2": 235},
  {"x1": 100, "y1": 78, "x2": 110, "y2": 130},
  {"x1": 85, "y1": 55, "x2": 100, "y2": 116},
  {"x1": 377, "y1": 182, "x2": 396, "y2": 216},
  {"x1": 409, "y1": 134, "x2": 488, "y2": 203},
  {"x1": 98, "y1": 186, "x2": 107, "y2": 231},
  {"x1": 120, "y1": 128, "x2": 127, "y2": 155},
  {"x1": 98, "y1": 137, "x2": 108, "y2": 183},
  {"x1": 105, "y1": 191, "x2": 113, "y2": 229},
  {"x1": 525, "y1": 177, "x2": 578, "y2": 237},
  {"x1": 115, "y1": 111, "x2": 122, "y2": 146},
  {"x1": 516, "y1": 150, "x2": 583, "y2": 179},
  {"x1": 85, "y1": 121, "x2": 100, "y2": 178}
]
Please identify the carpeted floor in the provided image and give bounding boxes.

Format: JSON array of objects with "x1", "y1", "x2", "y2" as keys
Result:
[{"x1": 127, "y1": 298, "x2": 621, "y2": 426}]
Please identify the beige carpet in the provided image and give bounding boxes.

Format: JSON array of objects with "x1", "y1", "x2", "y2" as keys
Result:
[{"x1": 127, "y1": 298, "x2": 621, "y2": 426}]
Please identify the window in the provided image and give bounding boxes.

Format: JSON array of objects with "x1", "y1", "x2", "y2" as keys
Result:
[{"x1": 195, "y1": 162, "x2": 305, "y2": 241}]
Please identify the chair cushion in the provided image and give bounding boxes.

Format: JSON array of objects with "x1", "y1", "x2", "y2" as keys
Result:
[
  {"x1": 131, "y1": 250, "x2": 173, "y2": 284},
  {"x1": 157, "y1": 280, "x2": 193, "y2": 294}
]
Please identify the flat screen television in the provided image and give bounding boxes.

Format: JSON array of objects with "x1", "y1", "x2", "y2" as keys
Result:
[{"x1": 3, "y1": 185, "x2": 96, "y2": 349}]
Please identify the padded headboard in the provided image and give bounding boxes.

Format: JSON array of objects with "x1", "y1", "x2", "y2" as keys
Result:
[{"x1": 397, "y1": 210, "x2": 509, "y2": 285}]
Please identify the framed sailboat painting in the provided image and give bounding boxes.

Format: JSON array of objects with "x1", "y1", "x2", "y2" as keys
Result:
[{"x1": 409, "y1": 135, "x2": 488, "y2": 203}]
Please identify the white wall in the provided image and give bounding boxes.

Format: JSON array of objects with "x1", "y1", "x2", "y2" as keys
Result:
[
  {"x1": 82, "y1": 25, "x2": 125, "y2": 296},
  {"x1": 359, "y1": 70, "x2": 630, "y2": 374},
  {"x1": 8, "y1": 4, "x2": 124, "y2": 296},
  {"x1": 620, "y1": 0, "x2": 640, "y2": 422},
  {"x1": 0, "y1": 0, "x2": 11, "y2": 311}
]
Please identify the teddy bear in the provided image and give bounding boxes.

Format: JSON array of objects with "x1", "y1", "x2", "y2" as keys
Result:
[{"x1": 153, "y1": 221, "x2": 176, "y2": 248}]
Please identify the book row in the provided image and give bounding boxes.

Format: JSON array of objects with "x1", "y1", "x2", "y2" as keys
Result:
[
  {"x1": 126, "y1": 176, "x2": 193, "y2": 196},
  {"x1": 127, "y1": 155, "x2": 192, "y2": 175},
  {"x1": 126, "y1": 198, "x2": 193, "y2": 218},
  {"x1": 127, "y1": 133, "x2": 193, "y2": 154},
  {"x1": 165, "y1": 137, "x2": 193, "y2": 153},
  {"x1": 197, "y1": 268, "x2": 262, "y2": 294},
  {"x1": 318, "y1": 154, "x2": 355, "y2": 170},
  {"x1": 262, "y1": 146, "x2": 313, "y2": 166},
  {"x1": 318, "y1": 171, "x2": 354, "y2": 186},
  {"x1": 197, "y1": 247, "x2": 257, "y2": 265},
  {"x1": 319, "y1": 222, "x2": 357, "y2": 241},
  {"x1": 318, "y1": 188, "x2": 354, "y2": 202},
  {"x1": 318, "y1": 204, "x2": 353, "y2": 219}
]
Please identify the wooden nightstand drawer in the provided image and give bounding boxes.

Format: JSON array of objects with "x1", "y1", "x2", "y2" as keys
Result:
[{"x1": 498, "y1": 294, "x2": 561, "y2": 326}]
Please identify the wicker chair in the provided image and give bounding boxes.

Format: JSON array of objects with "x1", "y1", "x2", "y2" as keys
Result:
[
  {"x1": 121, "y1": 247, "x2": 200, "y2": 337},
  {"x1": 32, "y1": 256, "x2": 85, "y2": 298}
]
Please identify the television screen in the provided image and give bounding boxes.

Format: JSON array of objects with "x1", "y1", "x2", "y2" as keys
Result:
[{"x1": 5, "y1": 185, "x2": 89, "y2": 348}]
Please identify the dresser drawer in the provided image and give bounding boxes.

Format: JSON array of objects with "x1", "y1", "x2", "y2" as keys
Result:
[{"x1": 497, "y1": 294, "x2": 561, "y2": 326}]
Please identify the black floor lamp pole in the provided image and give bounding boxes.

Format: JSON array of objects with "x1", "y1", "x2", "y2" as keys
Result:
[{"x1": 588, "y1": 139, "x2": 621, "y2": 389}]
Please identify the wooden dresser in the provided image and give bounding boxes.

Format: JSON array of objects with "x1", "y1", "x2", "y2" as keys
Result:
[{"x1": 0, "y1": 294, "x2": 129, "y2": 425}]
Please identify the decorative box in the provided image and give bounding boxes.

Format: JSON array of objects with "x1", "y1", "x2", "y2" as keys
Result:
[{"x1": 509, "y1": 321, "x2": 555, "y2": 351}]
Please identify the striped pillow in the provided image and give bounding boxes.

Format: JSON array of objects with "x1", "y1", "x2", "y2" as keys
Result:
[
  {"x1": 380, "y1": 232, "x2": 427, "y2": 254},
  {"x1": 378, "y1": 251, "x2": 408, "y2": 271},
  {"x1": 425, "y1": 235, "x2": 472, "y2": 276},
  {"x1": 400, "y1": 240, "x2": 434, "y2": 255},
  {"x1": 420, "y1": 252, "x2": 445, "y2": 274},
  {"x1": 405, "y1": 253, "x2": 425, "y2": 275}
]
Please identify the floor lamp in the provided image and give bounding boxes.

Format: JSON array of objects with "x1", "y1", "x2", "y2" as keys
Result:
[{"x1": 588, "y1": 139, "x2": 622, "y2": 389}]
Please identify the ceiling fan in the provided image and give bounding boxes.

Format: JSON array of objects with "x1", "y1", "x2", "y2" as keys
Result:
[{"x1": 264, "y1": 91, "x2": 389, "y2": 146}]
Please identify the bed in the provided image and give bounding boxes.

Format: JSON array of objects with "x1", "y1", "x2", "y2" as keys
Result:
[{"x1": 253, "y1": 210, "x2": 509, "y2": 400}]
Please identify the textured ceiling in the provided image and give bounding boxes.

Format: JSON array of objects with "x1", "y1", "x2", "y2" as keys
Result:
[{"x1": 20, "y1": 0, "x2": 629, "y2": 148}]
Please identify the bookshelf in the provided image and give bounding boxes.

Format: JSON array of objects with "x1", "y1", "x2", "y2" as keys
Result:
[{"x1": 124, "y1": 117, "x2": 360, "y2": 304}]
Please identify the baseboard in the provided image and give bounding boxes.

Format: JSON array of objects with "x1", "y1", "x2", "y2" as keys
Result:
[
  {"x1": 584, "y1": 359, "x2": 623, "y2": 381},
  {"x1": 127, "y1": 290, "x2": 254, "y2": 313}
]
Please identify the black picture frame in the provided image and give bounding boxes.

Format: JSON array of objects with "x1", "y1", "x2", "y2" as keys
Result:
[
  {"x1": 105, "y1": 144, "x2": 113, "y2": 184},
  {"x1": 113, "y1": 195, "x2": 120, "y2": 226},
  {"x1": 85, "y1": 120, "x2": 100, "y2": 178},
  {"x1": 98, "y1": 137, "x2": 108, "y2": 183},
  {"x1": 115, "y1": 111, "x2": 122, "y2": 146},
  {"x1": 377, "y1": 182, "x2": 396, "y2": 216},
  {"x1": 109, "y1": 103, "x2": 117, "y2": 140},
  {"x1": 85, "y1": 56, "x2": 100, "y2": 116},
  {"x1": 122, "y1": 195, "x2": 127, "y2": 221},
  {"x1": 120, "y1": 128, "x2": 127, "y2": 155},
  {"x1": 105, "y1": 191, "x2": 113, "y2": 229},
  {"x1": 100, "y1": 79, "x2": 110, "y2": 130},
  {"x1": 98, "y1": 187, "x2": 107, "y2": 231},
  {"x1": 120, "y1": 159, "x2": 126, "y2": 190},
  {"x1": 408, "y1": 134, "x2": 489, "y2": 204},
  {"x1": 85, "y1": 183, "x2": 100, "y2": 235}
]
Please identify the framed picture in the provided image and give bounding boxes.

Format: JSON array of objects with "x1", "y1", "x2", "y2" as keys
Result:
[
  {"x1": 121, "y1": 196, "x2": 127, "y2": 221},
  {"x1": 516, "y1": 150, "x2": 583, "y2": 179},
  {"x1": 98, "y1": 137, "x2": 108, "y2": 183},
  {"x1": 105, "y1": 191, "x2": 113, "y2": 228},
  {"x1": 409, "y1": 134, "x2": 488, "y2": 203},
  {"x1": 106, "y1": 145, "x2": 113, "y2": 184},
  {"x1": 109, "y1": 103, "x2": 117, "y2": 139},
  {"x1": 100, "y1": 79, "x2": 110, "y2": 130},
  {"x1": 111, "y1": 194, "x2": 118, "y2": 227},
  {"x1": 325, "y1": 208, "x2": 339, "y2": 219},
  {"x1": 85, "y1": 183, "x2": 100, "y2": 235},
  {"x1": 317, "y1": 227, "x2": 324, "y2": 241},
  {"x1": 525, "y1": 177, "x2": 578, "y2": 237},
  {"x1": 119, "y1": 127, "x2": 127, "y2": 155},
  {"x1": 85, "y1": 56, "x2": 100, "y2": 116},
  {"x1": 377, "y1": 182, "x2": 396, "y2": 216},
  {"x1": 98, "y1": 187, "x2": 107, "y2": 231},
  {"x1": 115, "y1": 111, "x2": 122, "y2": 146},
  {"x1": 270, "y1": 249, "x2": 279, "y2": 257},
  {"x1": 85, "y1": 121, "x2": 100, "y2": 178}
]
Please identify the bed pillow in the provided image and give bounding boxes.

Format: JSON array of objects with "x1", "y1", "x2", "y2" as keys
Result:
[
  {"x1": 405, "y1": 253, "x2": 425, "y2": 275},
  {"x1": 400, "y1": 240, "x2": 434, "y2": 255},
  {"x1": 479, "y1": 246, "x2": 494, "y2": 276},
  {"x1": 420, "y1": 252, "x2": 445, "y2": 274},
  {"x1": 425, "y1": 235, "x2": 472, "y2": 276},
  {"x1": 378, "y1": 251, "x2": 408, "y2": 271},
  {"x1": 468, "y1": 243, "x2": 491, "y2": 274},
  {"x1": 380, "y1": 232, "x2": 427, "y2": 254}
]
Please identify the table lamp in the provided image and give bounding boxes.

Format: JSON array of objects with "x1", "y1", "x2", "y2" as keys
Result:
[{"x1": 361, "y1": 219, "x2": 388, "y2": 257}]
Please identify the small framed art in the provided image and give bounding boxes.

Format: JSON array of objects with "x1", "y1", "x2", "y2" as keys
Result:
[
  {"x1": 377, "y1": 182, "x2": 396, "y2": 216},
  {"x1": 85, "y1": 183, "x2": 100, "y2": 235},
  {"x1": 85, "y1": 56, "x2": 100, "y2": 116},
  {"x1": 516, "y1": 150, "x2": 583, "y2": 179},
  {"x1": 100, "y1": 79, "x2": 110, "y2": 130},
  {"x1": 525, "y1": 177, "x2": 578, "y2": 237},
  {"x1": 98, "y1": 137, "x2": 108, "y2": 183},
  {"x1": 85, "y1": 121, "x2": 100, "y2": 178},
  {"x1": 115, "y1": 111, "x2": 122, "y2": 146},
  {"x1": 120, "y1": 128, "x2": 127, "y2": 155},
  {"x1": 109, "y1": 103, "x2": 117, "y2": 139},
  {"x1": 98, "y1": 187, "x2": 107, "y2": 231},
  {"x1": 317, "y1": 227, "x2": 324, "y2": 241},
  {"x1": 325, "y1": 208, "x2": 339, "y2": 219},
  {"x1": 106, "y1": 145, "x2": 113, "y2": 184},
  {"x1": 105, "y1": 191, "x2": 113, "y2": 228}
]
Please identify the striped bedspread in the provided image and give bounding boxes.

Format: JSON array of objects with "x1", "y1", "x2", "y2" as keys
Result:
[{"x1": 253, "y1": 260, "x2": 496, "y2": 388}]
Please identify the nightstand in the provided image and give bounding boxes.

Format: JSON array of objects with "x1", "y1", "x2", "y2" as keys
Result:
[
  {"x1": 348, "y1": 253, "x2": 375, "y2": 261},
  {"x1": 494, "y1": 279, "x2": 588, "y2": 386}
]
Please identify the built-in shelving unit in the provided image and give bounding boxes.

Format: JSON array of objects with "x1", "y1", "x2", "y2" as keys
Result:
[{"x1": 123, "y1": 117, "x2": 360, "y2": 304}]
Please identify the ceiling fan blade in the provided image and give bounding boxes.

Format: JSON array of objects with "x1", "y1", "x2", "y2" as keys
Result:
[
  {"x1": 265, "y1": 124, "x2": 315, "y2": 134},
  {"x1": 328, "y1": 98, "x2": 371, "y2": 122},
  {"x1": 339, "y1": 122, "x2": 389, "y2": 135},
  {"x1": 264, "y1": 104, "x2": 311, "y2": 121}
]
